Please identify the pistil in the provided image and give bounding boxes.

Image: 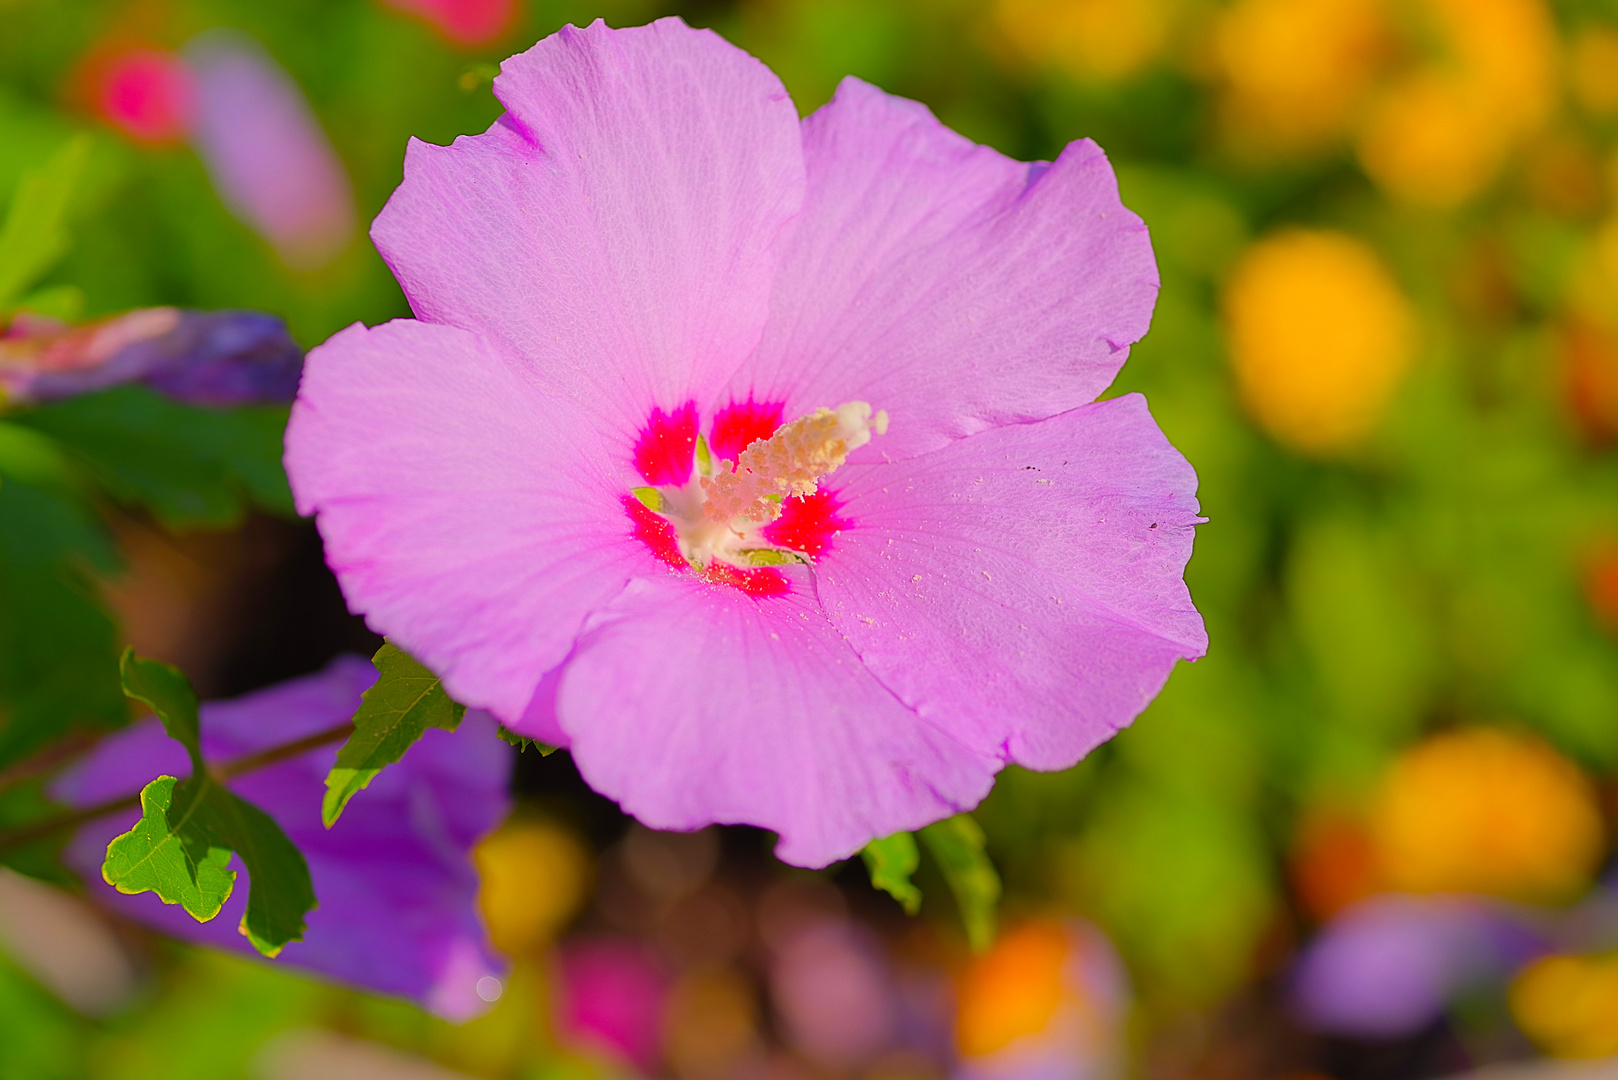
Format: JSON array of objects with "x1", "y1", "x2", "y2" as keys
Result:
[
  {"x1": 701, "y1": 402, "x2": 887, "y2": 527},
  {"x1": 634, "y1": 401, "x2": 886, "y2": 572}
]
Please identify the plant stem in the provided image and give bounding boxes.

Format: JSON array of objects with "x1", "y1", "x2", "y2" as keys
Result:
[
  {"x1": 0, "y1": 720, "x2": 354, "y2": 856},
  {"x1": 0, "y1": 731, "x2": 104, "y2": 797}
]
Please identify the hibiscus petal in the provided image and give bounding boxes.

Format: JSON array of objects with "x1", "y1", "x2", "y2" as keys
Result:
[
  {"x1": 51, "y1": 656, "x2": 511, "y2": 1021},
  {"x1": 372, "y1": 17, "x2": 804, "y2": 428},
  {"x1": 818, "y1": 394, "x2": 1206, "y2": 771},
  {"x1": 285, "y1": 319, "x2": 649, "y2": 720},
  {"x1": 555, "y1": 572, "x2": 998, "y2": 868},
  {"x1": 725, "y1": 77, "x2": 1158, "y2": 460}
]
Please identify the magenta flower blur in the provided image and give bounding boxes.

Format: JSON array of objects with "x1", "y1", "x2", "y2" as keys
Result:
[
  {"x1": 52, "y1": 656, "x2": 512, "y2": 1020},
  {"x1": 89, "y1": 48, "x2": 196, "y2": 145},
  {"x1": 555, "y1": 937, "x2": 670, "y2": 1072},
  {"x1": 379, "y1": 0, "x2": 516, "y2": 47},
  {"x1": 285, "y1": 19, "x2": 1205, "y2": 868}
]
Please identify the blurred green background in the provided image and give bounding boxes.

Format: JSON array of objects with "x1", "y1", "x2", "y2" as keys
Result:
[{"x1": 6, "y1": 0, "x2": 1618, "y2": 1077}]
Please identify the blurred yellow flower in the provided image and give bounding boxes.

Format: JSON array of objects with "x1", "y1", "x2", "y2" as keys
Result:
[
  {"x1": 993, "y1": 0, "x2": 1178, "y2": 84},
  {"x1": 1571, "y1": 26, "x2": 1618, "y2": 117},
  {"x1": 1370, "y1": 728, "x2": 1604, "y2": 903},
  {"x1": 1223, "y1": 229, "x2": 1415, "y2": 454},
  {"x1": 1357, "y1": 72, "x2": 1505, "y2": 210},
  {"x1": 475, "y1": 816, "x2": 592, "y2": 956},
  {"x1": 1212, "y1": 0, "x2": 1391, "y2": 156},
  {"x1": 1511, "y1": 953, "x2": 1618, "y2": 1058},
  {"x1": 1357, "y1": 0, "x2": 1557, "y2": 208},
  {"x1": 1570, "y1": 214, "x2": 1618, "y2": 334}
]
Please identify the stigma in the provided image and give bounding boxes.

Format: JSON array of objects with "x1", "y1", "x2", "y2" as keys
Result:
[{"x1": 634, "y1": 401, "x2": 886, "y2": 571}]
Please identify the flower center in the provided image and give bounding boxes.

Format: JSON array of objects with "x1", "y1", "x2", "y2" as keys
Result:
[{"x1": 633, "y1": 401, "x2": 886, "y2": 571}]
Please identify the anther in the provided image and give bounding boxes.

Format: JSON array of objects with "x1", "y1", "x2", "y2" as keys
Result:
[{"x1": 701, "y1": 402, "x2": 887, "y2": 525}]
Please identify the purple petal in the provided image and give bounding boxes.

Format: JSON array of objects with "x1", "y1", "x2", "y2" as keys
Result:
[
  {"x1": 371, "y1": 18, "x2": 804, "y2": 427},
  {"x1": 556, "y1": 572, "x2": 997, "y2": 868},
  {"x1": 285, "y1": 319, "x2": 651, "y2": 721},
  {"x1": 0, "y1": 308, "x2": 301, "y2": 406},
  {"x1": 724, "y1": 78, "x2": 1158, "y2": 461},
  {"x1": 817, "y1": 394, "x2": 1204, "y2": 771},
  {"x1": 1291, "y1": 894, "x2": 1519, "y2": 1039},
  {"x1": 51, "y1": 656, "x2": 512, "y2": 1020},
  {"x1": 185, "y1": 31, "x2": 356, "y2": 270},
  {"x1": 135, "y1": 310, "x2": 304, "y2": 405}
]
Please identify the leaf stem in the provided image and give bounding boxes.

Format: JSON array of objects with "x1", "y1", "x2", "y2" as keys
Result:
[{"x1": 0, "y1": 720, "x2": 354, "y2": 856}]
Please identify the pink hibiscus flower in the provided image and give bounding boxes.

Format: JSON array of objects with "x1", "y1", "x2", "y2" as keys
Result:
[{"x1": 285, "y1": 18, "x2": 1205, "y2": 868}]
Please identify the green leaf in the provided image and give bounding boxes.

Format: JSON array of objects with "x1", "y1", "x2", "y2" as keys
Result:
[
  {"x1": 630, "y1": 486, "x2": 663, "y2": 512},
  {"x1": 14, "y1": 283, "x2": 84, "y2": 321},
  {"x1": 207, "y1": 786, "x2": 318, "y2": 957},
  {"x1": 119, "y1": 649, "x2": 203, "y2": 773},
  {"x1": 0, "y1": 421, "x2": 73, "y2": 492},
  {"x1": 496, "y1": 725, "x2": 557, "y2": 755},
  {"x1": 102, "y1": 774, "x2": 315, "y2": 957},
  {"x1": 0, "y1": 134, "x2": 90, "y2": 310},
  {"x1": 861, "y1": 832, "x2": 921, "y2": 915},
  {"x1": 322, "y1": 643, "x2": 465, "y2": 826},
  {"x1": 0, "y1": 479, "x2": 123, "y2": 771},
  {"x1": 920, "y1": 815, "x2": 1001, "y2": 952},
  {"x1": 101, "y1": 652, "x2": 315, "y2": 956},
  {"x1": 695, "y1": 434, "x2": 712, "y2": 476},
  {"x1": 16, "y1": 385, "x2": 294, "y2": 528},
  {"x1": 104, "y1": 660, "x2": 315, "y2": 952},
  {"x1": 102, "y1": 775, "x2": 235, "y2": 924}
]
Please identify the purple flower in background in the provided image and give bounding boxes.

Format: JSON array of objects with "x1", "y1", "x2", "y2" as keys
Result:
[
  {"x1": 0, "y1": 307, "x2": 302, "y2": 406},
  {"x1": 1291, "y1": 894, "x2": 1541, "y2": 1039},
  {"x1": 52, "y1": 655, "x2": 512, "y2": 1020},
  {"x1": 184, "y1": 31, "x2": 355, "y2": 270},
  {"x1": 285, "y1": 19, "x2": 1204, "y2": 867}
]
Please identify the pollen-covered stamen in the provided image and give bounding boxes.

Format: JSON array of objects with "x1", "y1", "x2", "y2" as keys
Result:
[{"x1": 701, "y1": 402, "x2": 887, "y2": 526}]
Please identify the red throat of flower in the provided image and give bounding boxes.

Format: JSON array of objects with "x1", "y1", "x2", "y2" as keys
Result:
[{"x1": 626, "y1": 399, "x2": 884, "y2": 594}]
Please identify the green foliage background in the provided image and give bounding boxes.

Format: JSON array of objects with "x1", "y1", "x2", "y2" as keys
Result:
[{"x1": 4, "y1": 0, "x2": 1618, "y2": 1074}]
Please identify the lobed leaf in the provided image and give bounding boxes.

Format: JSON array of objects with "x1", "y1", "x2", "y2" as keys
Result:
[
  {"x1": 322, "y1": 643, "x2": 465, "y2": 826},
  {"x1": 205, "y1": 786, "x2": 317, "y2": 957},
  {"x1": 861, "y1": 831, "x2": 922, "y2": 915},
  {"x1": 102, "y1": 775, "x2": 235, "y2": 924},
  {"x1": 101, "y1": 654, "x2": 316, "y2": 956},
  {"x1": 920, "y1": 814, "x2": 1001, "y2": 952},
  {"x1": 118, "y1": 649, "x2": 202, "y2": 773}
]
